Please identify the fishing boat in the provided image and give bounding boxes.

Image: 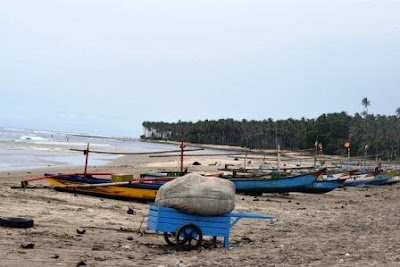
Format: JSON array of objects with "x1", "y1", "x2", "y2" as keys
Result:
[
  {"x1": 323, "y1": 170, "x2": 358, "y2": 181},
  {"x1": 342, "y1": 171, "x2": 390, "y2": 187},
  {"x1": 229, "y1": 171, "x2": 321, "y2": 195},
  {"x1": 18, "y1": 142, "x2": 203, "y2": 201},
  {"x1": 385, "y1": 171, "x2": 400, "y2": 185},
  {"x1": 25, "y1": 170, "x2": 221, "y2": 201},
  {"x1": 386, "y1": 176, "x2": 400, "y2": 185},
  {"x1": 37, "y1": 173, "x2": 169, "y2": 201},
  {"x1": 366, "y1": 173, "x2": 391, "y2": 185},
  {"x1": 293, "y1": 170, "x2": 354, "y2": 193},
  {"x1": 298, "y1": 179, "x2": 346, "y2": 194}
]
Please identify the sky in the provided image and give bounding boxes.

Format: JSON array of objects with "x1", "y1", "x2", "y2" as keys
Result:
[{"x1": 0, "y1": 1, "x2": 399, "y2": 137}]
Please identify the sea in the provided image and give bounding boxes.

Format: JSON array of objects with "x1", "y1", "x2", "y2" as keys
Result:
[{"x1": 0, "y1": 126, "x2": 194, "y2": 172}]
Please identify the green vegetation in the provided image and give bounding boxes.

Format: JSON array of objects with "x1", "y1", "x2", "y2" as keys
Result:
[
  {"x1": 142, "y1": 111, "x2": 400, "y2": 160},
  {"x1": 361, "y1": 97, "x2": 371, "y2": 116}
]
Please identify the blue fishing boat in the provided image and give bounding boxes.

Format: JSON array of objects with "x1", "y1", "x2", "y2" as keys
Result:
[
  {"x1": 365, "y1": 173, "x2": 390, "y2": 185},
  {"x1": 343, "y1": 178, "x2": 369, "y2": 187},
  {"x1": 229, "y1": 172, "x2": 319, "y2": 195},
  {"x1": 299, "y1": 180, "x2": 343, "y2": 194}
]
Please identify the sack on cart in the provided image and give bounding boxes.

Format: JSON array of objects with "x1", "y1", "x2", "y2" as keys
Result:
[{"x1": 155, "y1": 173, "x2": 235, "y2": 215}]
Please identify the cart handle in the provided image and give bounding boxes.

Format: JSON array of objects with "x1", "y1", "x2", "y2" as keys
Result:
[{"x1": 230, "y1": 212, "x2": 275, "y2": 227}]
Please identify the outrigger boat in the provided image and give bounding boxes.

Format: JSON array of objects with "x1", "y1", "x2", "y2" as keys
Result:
[
  {"x1": 342, "y1": 171, "x2": 390, "y2": 187},
  {"x1": 42, "y1": 173, "x2": 169, "y2": 201},
  {"x1": 385, "y1": 171, "x2": 400, "y2": 185},
  {"x1": 19, "y1": 171, "x2": 171, "y2": 201},
  {"x1": 296, "y1": 170, "x2": 355, "y2": 194},
  {"x1": 19, "y1": 142, "x2": 242, "y2": 201},
  {"x1": 298, "y1": 179, "x2": 345, "y2": 194},
  {"x1": 229, "y1": 170, "x2": 323, "y2": 195},
  {"x1": 18, "y1": 142, "x2": 202, "y2": 201}
]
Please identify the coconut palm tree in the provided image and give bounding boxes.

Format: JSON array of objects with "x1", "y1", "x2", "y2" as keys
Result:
[
  {"x1": 361, "y1": 97, "x2": 370, "y2": 115},
  {"x1": 396, "y1": 107, "x2": 400, "y2": 117}
]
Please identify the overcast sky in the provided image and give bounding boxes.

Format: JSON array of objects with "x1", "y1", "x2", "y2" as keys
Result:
[{"x1": 1, "y1": 1, "x2": 399, "y2": 137}]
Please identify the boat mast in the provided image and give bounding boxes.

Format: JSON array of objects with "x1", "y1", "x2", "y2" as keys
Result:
[
  {"x1": 179, "y1": 141, "x2": 185, "y2": 174},
  {"x1": 275, "y1": 123, "x2": 280, "y2": 173},
  {"x1": 314, "y1": 136, "x2": 318, "y2": 170},
  {"x1": 277, "y1": 145, "x2": 281, "y2": 173},
  {"x1": 244, "y1": 150, "x2": 248, "y2": 170},
  {"x1": 364, "y1": 144, "x2": 369, "y2": 171},
  {"x1": 84, "y1": 143, "x2": 90, "y2": 176}
]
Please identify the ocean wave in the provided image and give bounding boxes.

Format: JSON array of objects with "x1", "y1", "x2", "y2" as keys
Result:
[
  {"x1": 32, "y1": 129, "x2": 62, "y2": 135},
  {"x1": 2, "y1": 127, "x2": 31, "y2": 133},
  {"x1": 19, "y1": 135, "x2": 48, "y2": 142},
  {"x1": 35, "y1": 141, "x2": 111, "y2": 147}
]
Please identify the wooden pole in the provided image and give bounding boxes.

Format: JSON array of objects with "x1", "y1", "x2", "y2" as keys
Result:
[
  {"x1": 347, "y1": 147, "x2": 351, "y2": 170},
  {"x1": 244, "y1": 151, "x2": 248, "y2": 170},
  {"x1": 314, "y1": 136, "x2": 318, "y2": 169},
  {"x1": 84, "y1": 143, "x2": 90, "y2": 176},
  {"x1": 277, "y1": 145, "x2": 281, "y2": 173},
  {"x1": 179, "y1": 142, "x2": 185, "y2": 174}
]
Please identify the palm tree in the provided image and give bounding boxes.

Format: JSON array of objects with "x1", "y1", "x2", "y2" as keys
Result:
[
  {"x1": 361, "y1": 97, "x2": 371, "y2": 149},
  {"x1": 396, "y1": 107, "x2": 400, "y2": 117},
  {"x1": 361, "y1": 97, "x2": 370, "y2": 115}
]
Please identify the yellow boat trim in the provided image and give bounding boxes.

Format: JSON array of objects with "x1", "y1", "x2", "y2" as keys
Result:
[{"x1": 46, "y1": 178, "x2": 158, "y2": 201}]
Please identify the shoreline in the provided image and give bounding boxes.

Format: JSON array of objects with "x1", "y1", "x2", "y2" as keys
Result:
[{"x1": 140, "y1": 138, "x2": 276, "y2": 153}]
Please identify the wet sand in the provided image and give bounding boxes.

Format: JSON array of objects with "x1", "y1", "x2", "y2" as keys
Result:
[{"x1": 0, "y1": 154, "x2": 400, "y2": 266}]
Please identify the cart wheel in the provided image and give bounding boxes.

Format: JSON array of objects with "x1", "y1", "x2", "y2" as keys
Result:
[
  {"x1": 175, "y1": 224, "x2": 203, "y2": 251},
  {"x1": 163, "y1": 232, "x2": 176, "y2": 246}
]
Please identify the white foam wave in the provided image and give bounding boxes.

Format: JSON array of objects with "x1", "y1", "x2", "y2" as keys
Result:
[
  {"x1": 34, "y1": 141, "x2": 111, "y2": 147},
  {"x1": 32, "y1": 130, "x2": 61, "y2": 135},
  {"x1": 19, "y1": 135, "x2": 48, "y2": 141},
  {"x1": 2, "y1": 127, "x2": 30, "y2": 133}
]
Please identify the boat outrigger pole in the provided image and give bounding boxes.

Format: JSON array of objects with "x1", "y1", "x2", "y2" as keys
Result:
[{"x1": 71, "y1": 142, "x2": 204, "y2": 176}]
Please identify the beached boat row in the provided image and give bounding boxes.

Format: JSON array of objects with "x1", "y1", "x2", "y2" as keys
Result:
[{"x1": 19, "y1": 169, "x2": 399, "y2": 202}]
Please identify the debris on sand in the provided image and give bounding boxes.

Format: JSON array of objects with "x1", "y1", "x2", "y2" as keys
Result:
[
  {"x1": 76, "y1": 228, "x2": 86, "y2": 235},
  {"x1": 21, "y1": 242, "x2": 35, "y2": 249}
]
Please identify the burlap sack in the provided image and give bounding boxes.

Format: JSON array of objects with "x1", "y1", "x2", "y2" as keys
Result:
[{"x1": 155, "y1": 173, "x2": 235, "y2": 215}]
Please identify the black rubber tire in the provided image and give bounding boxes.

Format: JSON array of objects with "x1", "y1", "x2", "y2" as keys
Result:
[
  {"x1": 163, "y1": 232, "x2": 176, "y2": 246},
  {"x1": 175, "y1": 223, "x2": 203, "y2": 251},
  {"x1": 0, "y1": 217, "x2": 34, "y2": 228}
]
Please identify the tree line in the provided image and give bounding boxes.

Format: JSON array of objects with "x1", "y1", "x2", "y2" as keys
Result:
[{"x1": 142, "y1": 110, "x2": 400, "y2": 160}]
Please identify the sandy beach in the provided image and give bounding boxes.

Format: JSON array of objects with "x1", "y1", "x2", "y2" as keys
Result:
[{"x1": 1, "y1": 152, "x2": 400, "y2": 267}]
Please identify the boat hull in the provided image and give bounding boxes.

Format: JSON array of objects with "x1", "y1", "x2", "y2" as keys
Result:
[
  {"x1": 45, "y1": 175, "x2": 163, "y2": 201},
  {"x1": 365, "y1": 174, "x2": 390, "y2": 185},
  {"x1": 230, "y1": 173, "x2": 317, "y2": 194},
  {"x1": 343, "y1": 173, "x2": 390, "y2": 187},
  {"x1": 299, "y1": 180, "x2": 341, "y2": 194}
]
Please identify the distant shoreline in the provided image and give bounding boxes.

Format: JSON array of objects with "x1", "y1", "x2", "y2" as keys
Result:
[{"x1": 140, "y1": 138, "x2": 284, "y2": 154}]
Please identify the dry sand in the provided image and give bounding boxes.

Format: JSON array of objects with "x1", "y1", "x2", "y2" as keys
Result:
[{"x1": 0, "y1": 154, "x2": 400, "y2": 266}]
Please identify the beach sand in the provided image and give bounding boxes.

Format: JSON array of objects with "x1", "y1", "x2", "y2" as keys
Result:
[{"x1": 0, "y1": 153, "x2": 400, "y2": 266}]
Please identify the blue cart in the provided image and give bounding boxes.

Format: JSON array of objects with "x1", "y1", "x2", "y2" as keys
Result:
[{"x1": 147, "y1": 204, "x2": 275, "y2": 250}]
